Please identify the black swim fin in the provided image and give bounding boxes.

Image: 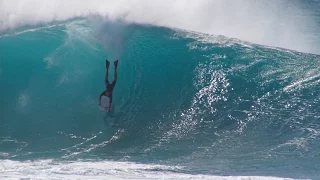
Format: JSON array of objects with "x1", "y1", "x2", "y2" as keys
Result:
[
  {"x1": 106, "y1": 59, "x2": 110, "y2": 69},
  {"x1": 114, "y1": 60, "x2": 119, "y2": 69}
]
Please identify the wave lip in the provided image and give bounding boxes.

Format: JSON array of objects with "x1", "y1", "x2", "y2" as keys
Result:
[{"x1": 1, "y1": 0, "x2": 320, "y2": 54}]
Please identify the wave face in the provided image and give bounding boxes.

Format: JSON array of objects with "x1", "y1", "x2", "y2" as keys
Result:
[
  {"x1": 1, "y1": 15, "x2": 320, "y2": 180},
  {"x1": 1, "y1": 0, "x2": 320, "y2": 54}
]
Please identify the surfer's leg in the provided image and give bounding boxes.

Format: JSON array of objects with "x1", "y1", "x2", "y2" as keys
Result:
[
  {"x1": 105, "y1": 69, "x2": 109, "y2": 84},
  {"x1": 113, "y1": 60, "x2": 118, "y2": 83},
  {"x1": 113, "y1": 68, "x2": 117, "y2": 83},
  {"x1": 105, "y1": 60, "x2": 110, "y2": 84}
]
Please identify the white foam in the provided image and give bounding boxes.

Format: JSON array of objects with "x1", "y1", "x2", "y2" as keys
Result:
[
  {"x1": 17, "y1": 91, "x2": 29, "y2": 109},
  {"x1": 0, "y1": 0, "x2": 319, "y2": 54},
  {"x1": 283, "y1": 73, "x2": 320, "y2": 92},
  {"x1": 0, "y1": 160, "x2": 308, "y2": 180}
]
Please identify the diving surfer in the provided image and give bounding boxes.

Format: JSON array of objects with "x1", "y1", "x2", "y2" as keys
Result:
[{"x1": 99, "y1": 59, "x2": 118, "y2": 112}]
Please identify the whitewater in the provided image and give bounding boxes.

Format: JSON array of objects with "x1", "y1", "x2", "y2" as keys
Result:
[{"x1": 1, "y1": 0, "x2": 320, "y2": 179}]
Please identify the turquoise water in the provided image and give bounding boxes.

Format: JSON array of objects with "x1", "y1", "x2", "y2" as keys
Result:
[{"x1": 1, "y1": 4, "x2": 320, "y2": 179}]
